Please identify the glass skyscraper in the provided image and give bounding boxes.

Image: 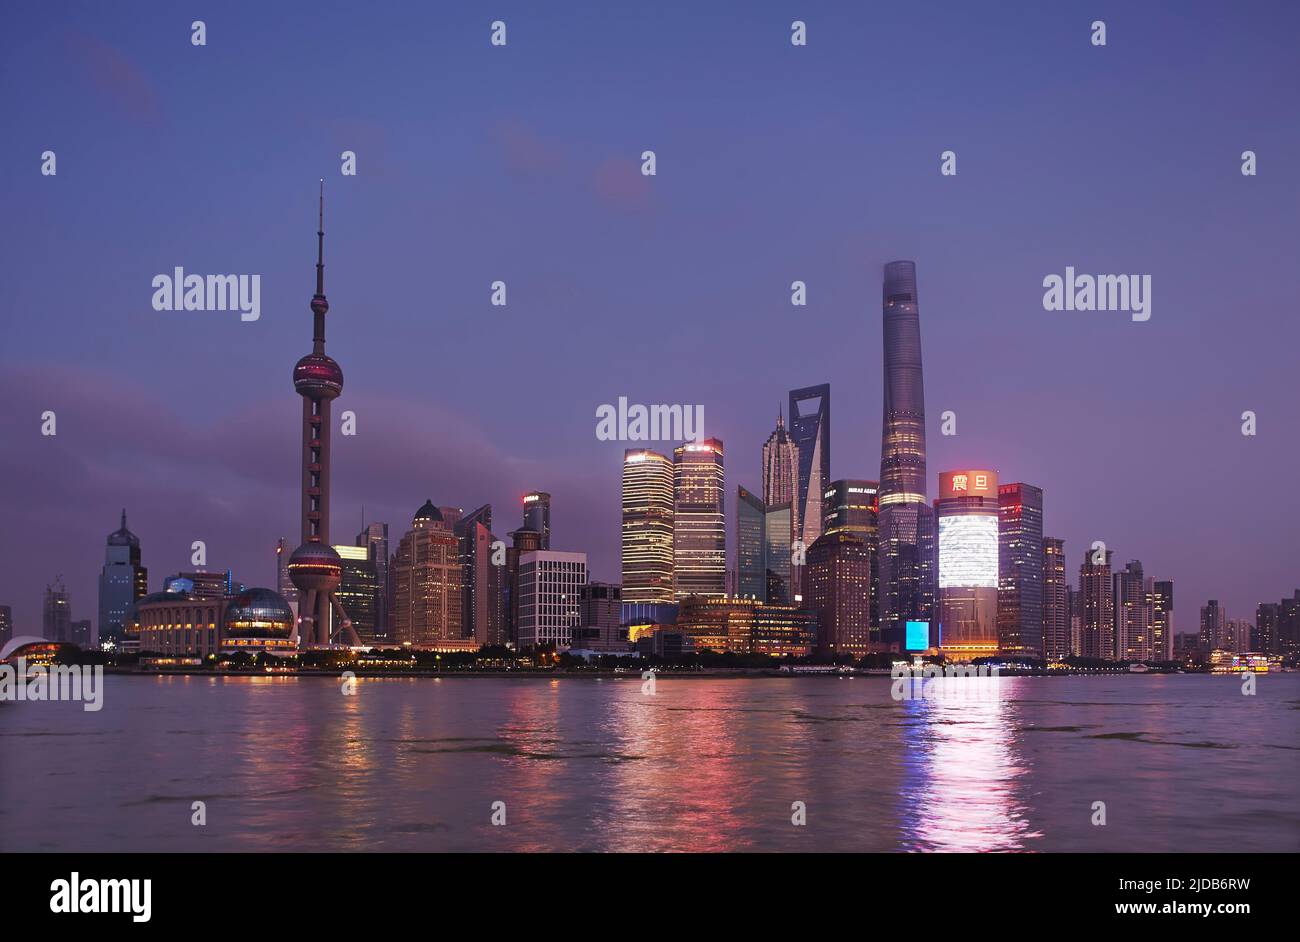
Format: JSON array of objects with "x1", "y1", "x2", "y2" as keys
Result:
[
  {"x1": 735, "y1": 485, "x2": 792, "y2": 604},
  {"x1": 788, "y1": 385, "x2": 830, "y2": 552},
  {"x1": 997, "y1": 482, "x2": 1044, "y2": 659},
  {"x1": 737, "y1": 486, "x2": 766, "y2": 600},
  {"x1": 356, "y1": 521, "x2": 390, "y2": 641},
  {"x1": 877, "y1": 260, "x2": 935, "y2": 646},
  {"x1": 333, "y1": 544, "x2": 377, "y2": 641},
  {"x1": 98, "y1": 509, "x2": 148, "y2": 650}
]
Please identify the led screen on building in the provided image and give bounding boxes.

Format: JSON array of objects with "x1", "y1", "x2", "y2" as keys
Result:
[
  {"x1": 938, "y1": 515, "x2": 998, "y2": 588},
  {"x1": 905, "y1": 620, "x2": 930, "y2": 651}
]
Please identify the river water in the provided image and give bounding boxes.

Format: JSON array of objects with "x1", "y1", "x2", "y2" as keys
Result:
[{"x1": 1, "y1": 673, "x2": 1296, "y2": 852}]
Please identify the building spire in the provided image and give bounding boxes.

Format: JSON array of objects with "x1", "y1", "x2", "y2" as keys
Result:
[
  {"x1": 777, "y1": 403, "x2": 783, "y2": 427},
  {"x1": 121, "y1": 508, "x2": 127, "y2": 530}
]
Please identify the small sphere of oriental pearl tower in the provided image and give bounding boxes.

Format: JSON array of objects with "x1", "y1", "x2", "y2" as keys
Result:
[{"x1": 287, "y1": 182, "x2": 360, "y2": 648}]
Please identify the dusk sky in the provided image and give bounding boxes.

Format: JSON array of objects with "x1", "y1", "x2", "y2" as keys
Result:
[{"x1": 1, "y1": 1, "x2": 1297, "y2": 634}]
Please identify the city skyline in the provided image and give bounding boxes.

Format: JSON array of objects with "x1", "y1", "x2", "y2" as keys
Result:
[{"x1": 2, "y1": 1, "x2": 1298, "y2": 632}]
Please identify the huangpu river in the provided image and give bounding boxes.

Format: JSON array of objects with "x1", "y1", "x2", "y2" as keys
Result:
[{"x1": 1, "y1": 673, "x2": 1297, "y2": 852}]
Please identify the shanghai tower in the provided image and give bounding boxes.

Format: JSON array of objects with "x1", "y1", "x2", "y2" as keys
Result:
[
  {"x1": 877, "y1": 260, "x2": 935, "y2": 646},
  {"x1": 287, "y1": 184, "x2": 361, "y2": 647}
]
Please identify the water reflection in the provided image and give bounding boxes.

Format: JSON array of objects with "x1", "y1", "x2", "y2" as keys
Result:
[
  {"x1": 2, "y1": 674, "x2": 1296, "y2": 852},
  {"x1": 897, "y1": 679, "x2": 1039, "y2": 851}
]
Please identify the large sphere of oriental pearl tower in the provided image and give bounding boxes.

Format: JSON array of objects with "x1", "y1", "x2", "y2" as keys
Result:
[
  {"x1": 287, "y1": 541, "x2": 343, "y2": 594},
  {"x1": 292, "y1": 352, "x2": 344, "y2": 399}
]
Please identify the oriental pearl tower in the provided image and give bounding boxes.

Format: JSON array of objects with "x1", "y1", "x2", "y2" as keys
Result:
[{"x1": 287, "y1": 183, "x2": 360, "y2": 647}]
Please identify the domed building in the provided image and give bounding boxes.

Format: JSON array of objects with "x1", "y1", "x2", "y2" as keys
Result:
[{"x1": 221, "y1": 588, "x2": 297, "y2": 655}]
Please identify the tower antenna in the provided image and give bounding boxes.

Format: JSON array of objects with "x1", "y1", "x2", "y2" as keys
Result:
[{"x1": 316, "y1": 179, "x2": 325, "y2": 297}]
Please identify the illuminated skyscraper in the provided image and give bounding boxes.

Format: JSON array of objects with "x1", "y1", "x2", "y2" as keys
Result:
[
  {"x1": 762, "y1": 408, "x2": 800, "y2": 537},
  {"x1": 1280, "y1": 591, "x2": 1300, "y2": 657},
  {"x1": 454, "y1": 504, "x2": 504, "y2": 646},
  {"x1": 333, "y1": 544, "x2": 377, "y2": 642},
  {"x1": 822, "y1": 479, "x2": 880, "y2": 630},
  {"x1": 1150, "y1": 579, "x2": 1173, "y2": 660},
  {"x1": 935, "y1": 470, "x2": 1000, "y2": 660},
  {"x1": 1079, "y1": 549, "x2": 1115, "y2": 659},
  {"x1": 1041, "y1": 537, "x2": 1069, "y2": 661},
  {"x1": 356, "y1": 522, "x2": 390, "y2": 641},
  {"x1": 621, "y1": 449, "x2": 675, "y2": 604},
  {"x1": 0, "y1": 605, "x2": 11, "y2": 648},
  {"x1": 788, "y1": 385, "x2": 829, "y2": 551},
  {"x1": 1113, "y1": 560, "x2": 1151, "y2": 661},
  {"x1": 286, "y1": 184, "x2": 360, "y2": 647},
  {"x1": 522, "y1": 492, "x2": 551, "y2": 549},
  {"x1": 98, "y1": 509, "x2": 148, "y2": 649},
  {"x1": 392, "y1": 500, "x2": 464, "y2": 646},
  {"x1": 805, "y1": 531, "x2": 872, "y2": 656},
  {"x1": 1256, "y1": 600, "x2": 1278, "y2": 654},
  {"x1": 43, "y1": 578, "x2": 71, "y2": 642},
  {"x1": 1199, "y1": 599, "x2": 1226, "y2": 651},
  {"x1": 877, "y1": 261, "x2": 934, "y2": 646},
  {"x1": 673, "y1": 438, "x2": 726, "y2": 599},
  {"x1": 997, "y1": 483, "x2": 1043, "y2": 659},
  {"x1": 517, "y1": 551, "x2": 587, "y2": 650}
]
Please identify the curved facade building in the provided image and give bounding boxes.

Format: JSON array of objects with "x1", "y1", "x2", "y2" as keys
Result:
[
  {"x1": 879, "y1": 261, "x2": 927, "y2": 507},
  {"x1": 133, "y1": 590, "x2": 223, "y2": 658},
  {"x1": 936, "y1": 470, "x2": 1001, "y2": 660},
  {"x1": 877, "y1": 261, "x2": 936, "y2": 645}
]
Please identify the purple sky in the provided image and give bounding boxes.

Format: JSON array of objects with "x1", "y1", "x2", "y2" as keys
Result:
[{"x1": 1, "y1": 1, "x2": 1297, "y2": 633}]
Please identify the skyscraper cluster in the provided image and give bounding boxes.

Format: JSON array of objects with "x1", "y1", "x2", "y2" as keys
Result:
[
  {"x1": 33, "y1": 225, "x2": 1295, "y2": 665},
  {"x1": 629, "y1": 260, "x2": 1211, "y2": 663}
]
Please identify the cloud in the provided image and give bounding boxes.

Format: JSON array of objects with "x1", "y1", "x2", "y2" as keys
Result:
[
  {"x1": 592, "y1": 157, "x2": 653, "y2": 212},
  {"x1": 0, "y1": 361, "x2": 616, "y2": 633},
  {"x1": 490, "y1": 120, "x2": 566, "y2": 179},
  {"x1": 65, "y1": 30, "x2": 164, "y2": 127}
]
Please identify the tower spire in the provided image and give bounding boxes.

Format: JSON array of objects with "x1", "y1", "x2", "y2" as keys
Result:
[
  {"x1": 121, "y1": 508, "x2": 127, "y2": 529},
  {"x1": 311, "y1": 180, "x2": 329, "y2": 351},
  {"x1": 316, "y1": 179, "x2": 325, "y2": 296}
]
